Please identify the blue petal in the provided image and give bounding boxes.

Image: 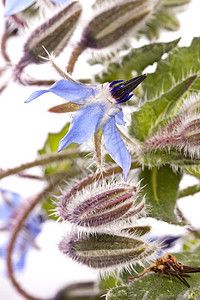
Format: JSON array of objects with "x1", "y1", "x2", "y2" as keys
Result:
[
  {"x1": 4, "y1": 0, "x2": 34, "y2": 16},
  {"x1": 58, "y1": 102, "x2": 106, "y2": 151},
  {"x1": 0, "y1": 203, "x2": 13, "y2": 220},
  {"x1": 25, "y1": 80, "x2": 95, "y2": 104},
  {"x1": 0, "y1": 189, "x2": 21, "y2": 221},
  {"x1": 15, "y1": 250, "x2": 27, "y2": 270},
  {"x1": 102, "y1": 117, "x2": 131, "y2": 181},
  {"x1": 26, "y1": 214, "x2": 43, "y2": 238},
  {"x1": 115, "y1": 105, "x2": 126, "y2": 125}
]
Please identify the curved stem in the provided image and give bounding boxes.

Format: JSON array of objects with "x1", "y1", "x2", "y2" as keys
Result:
[
  {"x1": 1, "y1": 31, "x2": 11, "y2": 62},
  {"x1": 178, "y1": 184, "x2": 200, "y2": 199},
  {"x1": 23, "y1": 79, "x2": 56, "y2": 86},
  {"x1": 66, "y1": 40, "x2": 86, "y2": 74},
  {"x1": 6, "y1": 176, "x2": 62, "y2": 300},
  {"x1": 17, "y1": 173, "x2": 45, "y2": 180},
  {"x1": 0, "y1": 150, "x2": 88, "y2": 180}
]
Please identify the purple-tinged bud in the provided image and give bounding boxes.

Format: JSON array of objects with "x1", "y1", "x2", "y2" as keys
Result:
[
  {"x1": 83, "y1": 0, "x2": 156, "y2": 49},
  {"x1": 67, "y1": 0, "x2": 157, "y2": 73},
  {"x1": 57, "y1": 181, "x2": 145, "y2": 229},
  {"x1": 146, "y1": 111, "x2": 200, "y2": 157},
  {"x1": 15, "y1": 1, "x2": 82, "y2": 78},
  {"x1": 59, "y1": 232, "x2": 158, "y2": 270}
]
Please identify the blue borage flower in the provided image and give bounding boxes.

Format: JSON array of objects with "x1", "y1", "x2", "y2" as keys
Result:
[
  {"x1": 0, "y1": 189, "x2": 44, "y2": 270},
  {"x1": 4, "y1": 0, "x2": 72, "y2": 17},
  {"x1": 26, "y1": 75, "x2": 146, "y2": 180}
]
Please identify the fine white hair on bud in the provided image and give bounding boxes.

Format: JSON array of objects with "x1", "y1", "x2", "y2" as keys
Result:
[
  {"x1": 56, "y1": 175, "x2": 145, "y2": 232},
  {"x1": 67, "y1": 0, "x2": 159, "y2": 73},
  {"x1": 58, "y1": 230, "x2": 158, "y2": 273},
  {"x1": 179, "y1": 93, "x2": 200, "y2": 115},
  {"x1": 14, "y1": 1, "x2": 82, "y2": 81},
  {"x1": 82, "y1": 0, "x2": 158, "y2": 49},
  {"x1": 145, "y1": 94, "x2": 200, "y2": 158}
]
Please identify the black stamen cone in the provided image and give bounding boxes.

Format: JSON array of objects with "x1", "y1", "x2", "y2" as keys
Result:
[{"x1": 112, "y1": 74, "x2": 147, "y2": 99}]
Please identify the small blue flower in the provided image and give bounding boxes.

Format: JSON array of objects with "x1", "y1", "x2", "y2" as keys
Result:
[
  {"x1": 151, "y1": 235, "x2": 180, "y2": 250},
  {"x1": 0, "y1": 189, "x2": 44, "y2": 271},
  {"x1": 4, "y1": 0, "x2": 72, "y2": 17},
  {"x1": 150, "y1": 235, "x2": 181, "y2": 257},
  {"x1": 26, "y1": 75, "x2": 146, "y2": 180}
]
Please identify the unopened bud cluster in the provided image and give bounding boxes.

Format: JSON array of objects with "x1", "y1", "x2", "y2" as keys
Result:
[{"x1": 56, "y1": 176, "x2": 158, "y2": 271}]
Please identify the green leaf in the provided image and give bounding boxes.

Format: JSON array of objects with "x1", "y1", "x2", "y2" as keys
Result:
[
  {"x1": 99, "y1": 274, "x2": 122, "y2": 291},
  {"x1": 39, "y1": 123, "x2": 71, "y2": 155},
  {"x1": 107, "y1": 287, "x2": 129, "y2": 300},
  {"x1": 38, "y1": 123, "x2": 77, "y2": 175},
  {"x1": 42, "y1": 196, "x2": 58, "y2": 221},
  {"x1": 138, "y1": 165, "x2": 182, "y2": 223},
  {"x1": 185, "y1": 166, "x2": 200, "y2": 180},
  {"x1": 143, "y1": 37, "x2": 200, "y2": 100},
  {"x1": 139, "y1": 149, "x2": 200, "y2": 168},
  {"x1": 130, "y1": 75, "x2": 197, "y2": 141},
  {"x1": 161, "y1": 0, "x2": 192, "y2": 7},
  {"x1": 153, "y1": 10, "x2": 180, "y2": 31},
  {"x1": 107, "y1": 247, "x2": 200, "y2": 300},
  {"x1": 95, "y1": 39, "x2": 180, "y2": 83}
]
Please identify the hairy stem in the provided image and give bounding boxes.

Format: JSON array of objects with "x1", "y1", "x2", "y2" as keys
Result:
[
  {"x1": 0, "y1": 150, "x2": 88, "y2": 180},
  {"x1": 1, "y1": 31, "x2": 11, "y2": 62},
  {"x1": 66, "y1": 40, "x2": 86, "y2": 74},
  {"x1": 6, "y1": 176, "x2": 62, "y2": 300},
  {"x1": 178, "y1": 184, "x2": 200, "y2": 199}
]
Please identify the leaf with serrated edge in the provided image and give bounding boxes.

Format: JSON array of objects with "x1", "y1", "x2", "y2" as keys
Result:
[
  {"x1": 130, "y1": 75, "x2": 197, "y2": 141},
  {"x1": 143, "y1": 37, "x2": 200, "y2": 100},
  {"x1": 95, "y1": 39, "x2": 180, "y2": 82}
]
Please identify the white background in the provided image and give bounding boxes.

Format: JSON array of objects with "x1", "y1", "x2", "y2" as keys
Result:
[{"x1": 0, "y1": 0, "x2": 200, "y2": 299}]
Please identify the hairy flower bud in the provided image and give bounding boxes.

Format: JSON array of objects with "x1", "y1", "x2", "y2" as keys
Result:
[
  {"x1": 57, "y1": 179, "x2": 145, "y2": 230},
  {"x1": 146, "y1": 111, "x2": 200, "y2": 157},
  {"x1": 59, "y1": 232, "x2": 158, "y2": 271},
  {"x1": 15, "y1": 1, "x2": 82, "y2": 74},
  {"x1": 82, "y1": 0, "x2": 156, "y2": 49},
  {"x1": 67, "y1": 0, "x2": 157, "y2": 72}
]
